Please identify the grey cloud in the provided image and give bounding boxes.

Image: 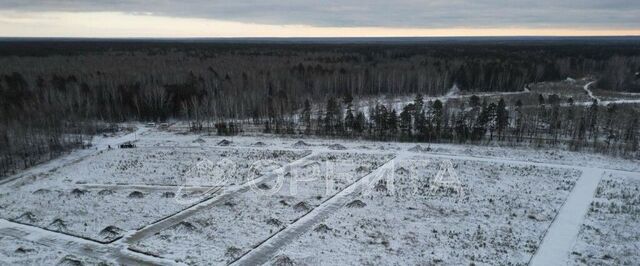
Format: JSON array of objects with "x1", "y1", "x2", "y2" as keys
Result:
[{"x1": 1, "y1": 0, "x2": 639, "y2": 28}]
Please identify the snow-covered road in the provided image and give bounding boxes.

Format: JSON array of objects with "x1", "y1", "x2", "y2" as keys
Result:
[
  {"x1": 0, "y1": 219, "x2": 180, "y2": 265},
  {"x1": 231, "y1": 154, "x2": 399, "y2": 266},
  {"x1": 530, "y1": 168, "x2": 604, "y2": 266},
  {"x1": 583, "y1": 81, "x2": 599, "y2": 102}
]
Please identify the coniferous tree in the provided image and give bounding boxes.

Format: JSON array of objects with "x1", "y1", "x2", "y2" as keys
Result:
[
  {"x1": 399, "y1": 104, "x2": 413, "y2": 140},
  {"x1": 431, "y1": 100, "x2": 444, "y2": 141},
  {"x1": 496, "y1": 98, "x2": 509, "y2": 141},
  {"x1": 302, "y1": 99, "x2": 312, "y2": 134}
]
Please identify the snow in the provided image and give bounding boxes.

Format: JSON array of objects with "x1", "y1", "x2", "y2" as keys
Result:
[
  {"x1": 260, "y1": 157, "x2": 581, "y2": 265},
  {"x1": 1, "y1": 126, "x2": 638, "y2": 265},
  {"x1": 0, "y1": 235, "x2": 112, "y2": 265},
  {"x1": 0, "y1": 133, "x2": 309, "y2": 243},
  {"x1": 583, "y1": 81, "x2": 600, "y2": 102},
  {"x1": 569, "y1": 172, "x2": 640, "y2": 265},
  {"x1": 530, "y1": 168, "x2": 604, "y2": 266},
  {"x1": 131, "y1": 152, "x2": 393, "y2": 265}
]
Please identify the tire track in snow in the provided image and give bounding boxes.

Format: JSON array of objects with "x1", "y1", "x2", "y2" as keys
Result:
[
  {"x1": 230, "y1": 154, "x2": 401, "y2": 266},
  {"x1": 529, "y1": 168, "x2": 604, "y2": 266},
  {"x1": 0, "y1": 219, "x2": 181, "y2": 266}
]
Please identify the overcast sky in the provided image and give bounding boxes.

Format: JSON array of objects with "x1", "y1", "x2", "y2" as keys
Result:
[{"x1": 1, "y1": 0, "x2": 639, "y2": 37}]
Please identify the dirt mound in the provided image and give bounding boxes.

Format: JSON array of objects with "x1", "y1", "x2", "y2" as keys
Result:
[
  {"x1": 314, "y1": 223, "x2": 332, "y2": 233},
  {"x1": 173, "y1": 221, "x2": 198, "y2": 232},
  {"x1": 293, "y1": 201, "x2": 310, "y2": 212},
  {"x1": 266, "y1": 218, "x2": 283, "y2": 227},
  {"x1": 374, "y1": 180, "x2": 388, "y2": 192},
  {"x1": 272, "y1": 255, "x2": 295, "y2": 266},
  {"x1": 328, "y1": 144, "x2": 347, "y2": 150},
  {"x1": 17, "y1": 212, "x2": 37, "y2": 222},
  {"x1": 14, "y1": 247, "x2": 34, "y2": 254},
  {"x1": 32, "y1": 188, "x2": 50, "y2": 195},
  {"x1": 161, "y1": 191, "x2": 176, "y2": 198},
  {"x1": 292, "y1": 140, "x2": 310, "y2": 148},
  {"x1": 57, "y1": 255, "x2": 84, "y2": 266},
  {"x1": 346, "y1": 199, "x2": 367, "y2": 208},
  {"x1": 408, "y1": 145, "x2": 431, "y2": 152},
  {"x1": 225, "y1": 246, "x2": 242, "y2": 259},
  {"x1": 48, "y1": 218, "x2": 67, "y2": 231},
  {"x1": 99, "y1": 225, "x2": 123, "y2": 241},
  {"x1": 356, "y1": 166, "x2": 370, "y2": 173},
  {"x1": 70, "y1": 188, "x2": 87, "y2": 197},
  {"x1": 217, "y1": 139, "x2": 232, "y2": 146},
  {"x1": 395, "y1": 167, "x2": 409, "y2": 175},
  {"x1": 127, "y1": 191, "x2": 145, "y2": 198},
  {"x1": 252, "y1": 141, "x2": 267, "y2": 147},
  {"x1": 97, "y1": 189, "x2": 115, "y2": 196}
]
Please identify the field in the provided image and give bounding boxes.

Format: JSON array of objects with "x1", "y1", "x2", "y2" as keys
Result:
[
  {"x1": 264, "y1": 157, "x2": 580, "y2": 265},
  {"x1": 570, "y1": 172, "x2": 640, "y2": 265},
  {"x1": 0, "y1": 125, "x2": 639, "y2": 265}
]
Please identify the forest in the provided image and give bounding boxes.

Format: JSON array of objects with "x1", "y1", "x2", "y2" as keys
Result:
[{"x1": 1, "y1": 37, "x2": 640, "y2": 176}]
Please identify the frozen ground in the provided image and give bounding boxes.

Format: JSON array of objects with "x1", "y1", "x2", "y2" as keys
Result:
[
  {"x1": 263, "y1": 157, "x2": 581, "y2": 265},
  {"x1": 132, "y1": 152, "x2": 394, "y2": 265},
  {"x1": 570, "y1": 172, "x2": 640, "y2": 265},
  {"x1": 0, "y1": 125, "x2": 638, "y2": 265},
  {"x1": 0, "y1": 235, "x2": 111, "y2": 265}
]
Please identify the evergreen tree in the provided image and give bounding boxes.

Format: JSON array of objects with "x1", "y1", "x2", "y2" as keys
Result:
[
  {"x1": 354, "y1": 111, "x2": 366, "y2": 134},
  {"x1": 496, "y1": 98, "x2": 508, "y2": 141},
  {"x1": 399, "y1": 104, "x2": 413, "y2": 139},
  {"x1": 302, "y1": 99, "x2": 312, "y2": 134},
  {"x1": 388, "y1": 109, "x2": 399, "y2": 136},
  {"x1": 431, "y1": 100, "x2": 444, "y2": 141}
]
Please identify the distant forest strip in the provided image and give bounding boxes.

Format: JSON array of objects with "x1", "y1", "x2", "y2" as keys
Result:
[
  {"x1": 1, "y1": 39, "x2": 639, "y2": 176},
  {"x1": 256, "y1": 93, "x2": 638, "y2": 157}
]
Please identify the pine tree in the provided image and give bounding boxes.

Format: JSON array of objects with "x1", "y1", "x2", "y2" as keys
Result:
[
  {"x1": 431, "y1": 100, "x2": 444, "y2": 141},
  {"x1": 399, "y1": 104, "x2": 413, "y2": 140},
  {"x1": 354, "y1": 111, "x2": 366, "y2": 134},
  {"x1": 302, "y1": 99, "x2": 312, "y2": 134},
  {"x1": 496, "y1": 98, "x2": 508, "y2": 141},
  {"x1": 388, "y1": 109, "x2": 399, "y2": 136}
]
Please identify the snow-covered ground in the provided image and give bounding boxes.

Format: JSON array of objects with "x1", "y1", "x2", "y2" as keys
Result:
[
  {"x1": 0, "y1": 235, "x2": 112, "y2": 265},
  {"x1": 570, "y1": 172, "x2": 640, "y2": 265},
  {"x1": 262, "y1": 157, "x2": 581, "y2": 265},
  {"x1": 131, "y1": 152, "x2": 394, "y2": 265},
  {"x1": 1, "y1": 126, "x2": 638, "y2": 265}
]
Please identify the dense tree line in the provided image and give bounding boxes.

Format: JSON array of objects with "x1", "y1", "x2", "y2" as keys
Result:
[
  {"x1": 1, "y1": 38, "x2": 639, "y2": 176},
  {"x1": 291, "y1": 93, "x2": 639, "y2": 157}
]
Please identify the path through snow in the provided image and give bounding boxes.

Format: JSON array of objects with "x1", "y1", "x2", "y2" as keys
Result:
[
  {"x1": 231, "y1": 154, "x2": 400, "y2": 266},
  {"x1": 530, "y1": 168, "x2": 604, "y2": 266},
  {"x1": 583, "y1": 81, "x2": 599, "y2": 102},
  {"x1": 0, "y1": 219, "x2": 180, "y2": 265}
]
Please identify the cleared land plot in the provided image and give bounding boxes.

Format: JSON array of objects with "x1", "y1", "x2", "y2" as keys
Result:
[
  {"x1": 0, "y1": 235, "x2": 111, "y2": 265},
  {"x1": 266, "y1": 157, "x2": 581, "y2": 265},
  {"x1": 132, "y1": 152, "x2": 393, "y2": 265},
  {"x1": 0, "y1": 147, "x2": 308, "y2": 242},
  {"x1": 570, "y1": 173, "x2": 640, "y2": 265},
  {"x1": 18, "y1": 147, "x2": 307, "y2": 187}
]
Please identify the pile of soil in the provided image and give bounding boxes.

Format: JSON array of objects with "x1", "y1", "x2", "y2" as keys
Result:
[
  {"x1": 346, "y1": 199, "x2": 367, "y2": 208},
  {"x1": 328, "y1": 144, "x2": 347, "y2": 150},
  {"x1": 127, "y1": 191, "x2": 145, "y2": 198}
]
